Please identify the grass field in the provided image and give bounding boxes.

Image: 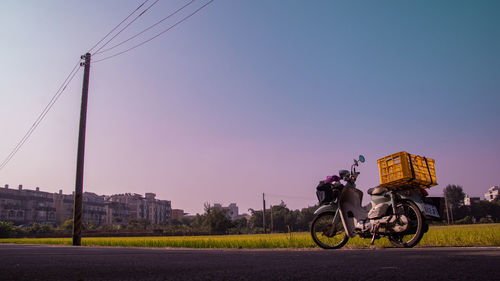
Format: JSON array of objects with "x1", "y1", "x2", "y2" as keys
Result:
[{"x1": 1, "y1": 224, "x2": 499, "y2": 248}]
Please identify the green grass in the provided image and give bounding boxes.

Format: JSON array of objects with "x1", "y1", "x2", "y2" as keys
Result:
[{"x1": 1, "y1": 224, "x2": 499, "y2": 248}]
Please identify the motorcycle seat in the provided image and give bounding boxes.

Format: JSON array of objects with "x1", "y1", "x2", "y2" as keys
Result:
[{"x1": 367, "y1": 186, "x2": 388, "y2": 195}]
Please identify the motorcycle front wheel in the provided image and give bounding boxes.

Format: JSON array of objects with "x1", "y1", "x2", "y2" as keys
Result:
[
  {"x1": 310, "y1": 211, "x2": 348, "y2": 249},
  {"x1": 388, "y1": 201, "x2": 424, "y2": 248}
]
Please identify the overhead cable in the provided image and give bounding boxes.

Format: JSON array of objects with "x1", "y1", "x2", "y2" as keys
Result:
[
  {"x1": 0, "y1": 61, "x2": 82, "y2": 171},
  {"x1": 88, "y1": 0, "x2": 150, "y2": 54},
  {"x1": 93, "y1": 0, "x2": 214, "y2": 64},
  {"x1": 93, "y1": 0, "x2": 161, "y2": 55},
  {"x1": 94, "y1": 0, "x2": 196, "y2": 56},
  {"x1": 265, "y1": 193, "x2": 315, "y2": 201}
]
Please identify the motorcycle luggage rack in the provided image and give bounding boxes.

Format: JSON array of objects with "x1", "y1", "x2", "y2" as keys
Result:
[{"x1": 378, "y1": 152, "x2": 437, "y2": 190}]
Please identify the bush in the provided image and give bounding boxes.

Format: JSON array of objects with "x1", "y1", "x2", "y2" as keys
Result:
[
  {"x1": 61, "y1": 219, "x2": 73, "y2": 231},
  {"x1": 0, "y1": 221, "x2": 17, "y2": 238},
  {"x1": 455, "y1": 216, "x2": 473, "y2": 225},
  {"x1": 479, "y1": 217, "x2": 491, "y2": 224},
  {"x1": 26, "y1": 223, "x2": 55, "y2": 235}
]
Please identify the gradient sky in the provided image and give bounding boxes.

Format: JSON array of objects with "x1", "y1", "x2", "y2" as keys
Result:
[{"x1": 1, "y1": 0, "x2": 499, "y2": 214}]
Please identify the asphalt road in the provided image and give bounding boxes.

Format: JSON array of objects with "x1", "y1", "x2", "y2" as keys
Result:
[{"x1": 0, "y1": 244, "x2": 498, "y2": 281}]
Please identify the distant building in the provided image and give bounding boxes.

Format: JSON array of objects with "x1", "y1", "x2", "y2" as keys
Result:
[
  {"x1": 484, "y1": 186, "x2": 499, "y2": 202},
  {"x1": 0, "y1": 184, "x2": 172, "y2": 226},
  {"x1": 171, "y1": 209, "x2": 185, "y2": 220},
  {"x1": 101, "y1": 192, "x2": 171, "y2": 225},
  {"x1": 213, "y1": 203, "x2": 239, "y2": 220},
  {"x1": 0, "y1": 185, "x2": 56, "y2": 225},
  {"x1": 53, "y1": 189, "x2": 73, "y2": 225},
  {"x1": 82, "y1": 192, "x2": 107, "y2": 225},
  {"x1": 107, "y1": 193, "x2": 144, "y2": 223},
  {"x1": 144, "y1": 193, "x2": 171, "y2": 224},
  {"x1": 464, "y1": 195, "x2": 481, "y2": 206},
  {"x1": 53, "y1": 190, "x2": 106, "y2": 225}
]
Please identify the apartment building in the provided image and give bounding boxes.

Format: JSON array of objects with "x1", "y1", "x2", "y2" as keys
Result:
[
  {"x1": 108, "y1": 193, "x2": 171, "y2": 224},
  {"x1": 213, "y1": 203, "x2": 239, "y2": 220},
  {"x1": 0, "y1": 184, "x2": 171, "y2": 226},
  {"x1": 0, "y1": 185, "x2": 56, "y2": 225},
  {"x1": 171, "y1": 209, "x2": 185, "y2": 220}
]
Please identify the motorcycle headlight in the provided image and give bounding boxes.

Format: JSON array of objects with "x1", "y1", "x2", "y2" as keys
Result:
[{"x1": 339, "y1": 170, "x2": 350, "y2": 180}]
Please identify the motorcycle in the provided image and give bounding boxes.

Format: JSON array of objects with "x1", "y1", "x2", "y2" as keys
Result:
[{"x1": 311, "y1": 155, "x2": 440, "y2": 249}]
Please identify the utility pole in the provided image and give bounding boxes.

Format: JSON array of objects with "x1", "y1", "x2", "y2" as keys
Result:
[
  {"x1": 444, "y1": 194, "x2": 450, "y2": 225},
  {"x1": 450, "y1": 204, "x2": 454, "y2": 224},
  {"x1": 262, "y1": 193, "x2": 266, "y2": 234},
  {"x1": 270, "y1": 205, "x2": 273, "y2": 233},
  {"x1": 73, "y1": 53, "x2": 91, "y2": 246}
]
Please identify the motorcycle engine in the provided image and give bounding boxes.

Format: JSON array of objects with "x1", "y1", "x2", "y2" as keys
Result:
[{"x1": 371, "y1": 215, "x2": 409, "y2": 233}]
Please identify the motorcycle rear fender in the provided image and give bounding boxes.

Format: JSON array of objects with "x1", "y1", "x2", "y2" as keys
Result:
[
  {"x1": 412, "y1": 200, "x2": 438, "y2": 221},
  {"x1": 313, "y1": 203, "x2": 337, "y2": 215},
  {"x1": 394, "y1": 190, "x2": 440, "y2": 220},
  {"x1": 397, "y1": 190, "x2": 425, "y2": 212}
]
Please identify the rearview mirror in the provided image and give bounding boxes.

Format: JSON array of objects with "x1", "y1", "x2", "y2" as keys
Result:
[{"x1": 359, "y1": 155, "x2": 365, "y2": 163}]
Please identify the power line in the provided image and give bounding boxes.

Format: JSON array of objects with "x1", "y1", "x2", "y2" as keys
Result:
[
  {"x1": 93, "y1": 0, "x2": 214, "y2": 64},
  {"x1": 0, "y1": 60, "x2": 82, "y2": 172},
  {"x1": 94, "y1": 0, "x2": 196, "y2": 56},
  {"x1": 87, "y1": 0, "x2": 150, "y2": 54},
  {"x1": 0, "y1": 61, "x2": 82, "y2": 171},
  {"x1": 92, "y1": 0, "x2": 161, "y2": 55},
  {"x1": 0, "y1": 0, "x2": 214, "y2": 171},
  {"x1": 265, "y1": 193, "x2": 315, "y2": 201}
]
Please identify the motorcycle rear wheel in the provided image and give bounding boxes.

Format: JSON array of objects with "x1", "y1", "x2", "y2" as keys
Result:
[
  {"x1": 388, "y1": 201, "x2": 424, "y2": 248},
  {"x1": 311, "y1": 211, "x2": 348, "y2": 249}
]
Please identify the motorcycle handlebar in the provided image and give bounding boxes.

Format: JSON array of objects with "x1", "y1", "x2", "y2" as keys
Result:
[{"x1": 349, "y1": 159, "x2": 361, "y2": 182}]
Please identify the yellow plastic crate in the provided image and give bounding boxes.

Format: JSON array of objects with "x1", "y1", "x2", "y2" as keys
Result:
[{"x1": 377, "y1": 151, "x2": 437, "y2": 189}]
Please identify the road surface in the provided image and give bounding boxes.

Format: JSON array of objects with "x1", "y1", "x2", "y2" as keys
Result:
[{"x1": 0, "y1": 244, "x2": 498, "y2": 281}]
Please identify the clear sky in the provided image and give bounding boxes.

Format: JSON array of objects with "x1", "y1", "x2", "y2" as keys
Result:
[{"x1": 1, "y1": 0, "x2": 499, "y2": 214}]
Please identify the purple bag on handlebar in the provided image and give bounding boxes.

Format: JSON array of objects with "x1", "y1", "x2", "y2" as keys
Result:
[
  {"x1": 316, "y1": 175, "x2": 343, "y2": 205},
  {"x1": 325, "y1": 175, "x2": 341, "y2": 183}
]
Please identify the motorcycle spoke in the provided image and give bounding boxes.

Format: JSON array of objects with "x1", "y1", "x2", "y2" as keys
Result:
[
  {"x1": 311, "y1": 212, "x2": 348, "y2": 249},
  {"x1": 388, "y1": 201, "x2": 424, "y2": 248}
]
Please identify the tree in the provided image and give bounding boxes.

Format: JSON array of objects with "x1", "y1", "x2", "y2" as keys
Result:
[
  {"x1": 247, "y1": 202, "x2": 319, "y2": 233},
  {"x1": 180, "y1": 216, "x2": 194, "y2": 226},
  {"x1": 126, "y1": 218, "x2": 150, "y2": 231},
  {"x1": 297, "y1": 205, "x2": 317, "y2": 231},
  {"x1": 26, "y1": 223, "x2": 54, "y2": 235},
  {"x1": 202, "y1": 203, "x2": 233, "y2": 234},
  {"x1": 61, "y1": 219, "x2": 73, "y2": 231},
  {"x1": 0, "y1": 221, "x2": 17, "y2": 238},
  {"x1": 84, "y1": 220, "x2": 99, "y2": 231},
  {"x1": 470, "y1": 200, "x2": 500, "y2": 223},
  {"x1": 247, "y1": 208, "x2": 265, "y2": 231},
  {"x1": 269, "y1": 201, "x2": 293, "y2": 233},
  {"x1": 233, "y1": 217, "x2": 247, "y2": 229},
  {"x1": 444, "y1": 184, "x2": 465, "y2": 210},
  {"x1": 169, "y1": 219, "x2": 183, "y2": 226}
]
